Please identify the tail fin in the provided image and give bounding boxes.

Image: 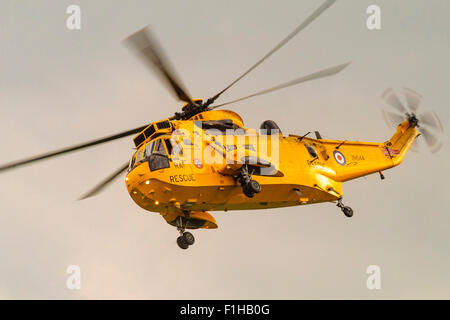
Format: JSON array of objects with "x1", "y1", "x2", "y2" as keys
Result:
[{"x1": 383, "y1": 117, "x2": 420, "y2": 167}]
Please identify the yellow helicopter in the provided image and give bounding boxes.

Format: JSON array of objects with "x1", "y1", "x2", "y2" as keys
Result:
[{"x1": 0, "y1": 0, "x2": 443, "y2": 249}]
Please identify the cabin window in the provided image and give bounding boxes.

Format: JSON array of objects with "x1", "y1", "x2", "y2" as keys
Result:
[
  {"x1": 306, "y1": 145, "x2": 318, "y2": 158},
  {"x1": 194, "y1": 119, "x2": 241, "y2": 133},
  {"x1": 226, "y1": 145, "x2": 237, "y2": 152},
  {"x1": 170, "y1": 139, "x2": 183, "y2": 157},
  {"x1": 149, "y1": 138, "x2": 170, "y2": 171},
  {"x1": 244, "y1": 144, "x2": 256, "y2": 151},
  {"x1": 213, "y1": 139, "x2": 224, "y2": 149}
]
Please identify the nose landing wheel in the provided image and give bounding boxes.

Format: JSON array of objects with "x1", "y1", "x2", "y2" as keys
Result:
[
  {"x1": 175, "y1": 213, "x2": 196, "y2": 250},
  {"x1": 182, "y1": 231, "x2": 195, "y2": 245},
  {"x1": 177, "y1": 232, "x2": 195, "y2": 250}
]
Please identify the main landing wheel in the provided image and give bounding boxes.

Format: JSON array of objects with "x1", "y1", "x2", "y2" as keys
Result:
[
  {"x1": 243, "y1": 180, "x2": 261, "y2": 198},
  {"x1": 177, "y1": 236, "x2": 189, "y2": 250}
]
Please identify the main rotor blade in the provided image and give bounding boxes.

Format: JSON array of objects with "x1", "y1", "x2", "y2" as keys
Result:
[
  {"x1": 78, "y1": 162, "x2": 129, "y2": 200},
  {"x1": 124, "y1": 27, "x2": 193, "y2": 104},
  {"x1": 210, "y1": 62, "x2": 350, "y2": 109},
  {"x1": 204, "y1": 0, "x2": 337, "y2": 106},
  {"x1": 0, "y1": 125, "x2": 148, "y2": 173}
]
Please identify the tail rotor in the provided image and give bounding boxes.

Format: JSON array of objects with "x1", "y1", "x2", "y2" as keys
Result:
[{"x1": 381, "y1": 87, "x2": 444, "y2": 153}]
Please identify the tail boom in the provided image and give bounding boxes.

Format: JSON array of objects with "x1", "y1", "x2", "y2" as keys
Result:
[{"x1": 311, "y1": 119, "x2": 420, "y2": 182}]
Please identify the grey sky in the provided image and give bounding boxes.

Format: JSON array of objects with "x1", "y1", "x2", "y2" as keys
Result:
[{"x1": 0, "y1": 0, "x2": 449, "y2": 299}]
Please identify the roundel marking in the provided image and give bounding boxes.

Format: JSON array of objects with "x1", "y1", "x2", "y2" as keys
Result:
[
  {"x1": 333, "y1": 150, "x2": 346, "y2": 166},
  {"x1": 194, "y1": 158, "x2": 203, "y2": 169}
]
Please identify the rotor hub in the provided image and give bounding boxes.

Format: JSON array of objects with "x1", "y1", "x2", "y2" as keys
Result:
[{"x1": 406, "y1": 112, "x2": 419, "y2": 127}]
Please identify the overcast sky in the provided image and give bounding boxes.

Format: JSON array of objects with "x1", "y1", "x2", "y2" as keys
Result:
[{"x1": 0, "y1": 0, "x2": 448, "y2": 299}]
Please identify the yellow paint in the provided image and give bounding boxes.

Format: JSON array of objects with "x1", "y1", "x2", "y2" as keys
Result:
[{"x1": 125, "y1": 109, "x2": 419, "y2": 229}]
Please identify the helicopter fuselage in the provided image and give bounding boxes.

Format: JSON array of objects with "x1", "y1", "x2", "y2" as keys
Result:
[
  {"x1": 125, "y1": 109, "x2": 419, "y2": 229},
  {"x1": 125, "y1": 133, "x2": 341, "y2": 213}
]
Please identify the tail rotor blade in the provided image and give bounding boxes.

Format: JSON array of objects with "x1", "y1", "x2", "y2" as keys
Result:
[
  {"x1": 410, "y1": 138, "x2": 421, "y2": 153},
  {"x1": 420, "y1": 126, "x2": 441, "y2": 152},
  {"x1": 403, "y1": 87, "x2": 422, "y2": 112},
  {"x1": 382, "y1": 109, "x2": 405, "y2": 127},
  {"x1": 419, "y1": 111, "x2": 444, "y2": 132},
  {"x1": 382, "y1": 88, "x2": 408, "y2": 114}
]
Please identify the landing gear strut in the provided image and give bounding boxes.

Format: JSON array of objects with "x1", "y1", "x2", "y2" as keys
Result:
[
  {"x1": 239, "y1": 165, "x2": 261, "y2": 198},
  {"x1": 336, "y1": 198, "x2": 353, "y2": 218},
  {"x1": 176, "y1": 212, "x2": 196, "y2": 250}
]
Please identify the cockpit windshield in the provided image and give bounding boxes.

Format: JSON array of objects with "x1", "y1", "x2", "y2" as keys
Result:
[
  {"x1": 148, "y1": 138, "x2": 170, "y2": 171},
  {"x1": 128, "y1": 137, "x2": 171, "y2": 172}
]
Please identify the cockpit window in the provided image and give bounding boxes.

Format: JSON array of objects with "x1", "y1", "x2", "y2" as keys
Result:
[
  {"x1": 144, "y1": 140, "x2": 155, "y2": 158},
  {"x1": 164, "y1": 139, "x2": 173, "y2": 155},
  {"x1": 148, "y1": 138, "x2": 170, "y2": 171},
  {"x1": 129, "y1": 155, "x2": 136, "y2": 171},
  {"x1": 136, "y1": 149, "x2": 144, "y2": 162},
  {"x1": 154, "y1": 139, "x2": 166, "y2": 154},
  {"x1": 128, "y1": 138, "x2": 171, "y2": 172}
]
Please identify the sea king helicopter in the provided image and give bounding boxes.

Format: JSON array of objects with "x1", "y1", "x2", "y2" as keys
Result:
[{"x1": 0, "y1": 0, "x2": 443, "y2": 249}]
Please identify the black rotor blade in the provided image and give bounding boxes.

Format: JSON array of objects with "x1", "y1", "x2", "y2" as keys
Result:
[
  {"x1": 409, "y1": 137, "x2": 421, "y2": 153},
  {"x1": 403, "y1": 87, "x2": 421, "y2": 112},
  {"x1": 124, "y1": 26, "x2": 193, "y2": 104},
  {"x1": 0, "y1": 125, "x2": 148, "y2": 173},
  {"x1": 420, "y1": 126, "x2": 440, "y2": 150},
  {"x1": 382, "y1": 109, "x2": 405, "y2": 127},
  {"x1": 420, "y1": 111, "x2": 444, "y2": 132},
  {"x1": 382, "y1": 88, "x2": 408, "y2": 114},
  {"x1": 204, "y1": 0, "x2": 337, "y2": 106},
  {"x1": 78, "y1": 162, "x2": 129, "y2": 200},
  {"x1": 210, "y1": 62, "x2": 350, "y2": 109}
]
